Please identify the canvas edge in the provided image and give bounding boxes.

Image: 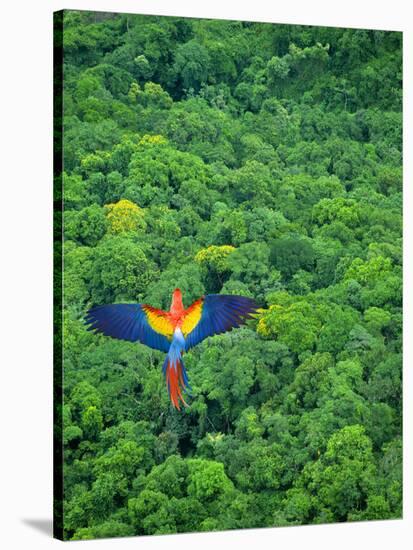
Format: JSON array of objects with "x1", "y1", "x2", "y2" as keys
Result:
[{"x1": 53, "y1": 8, "x2": 64, "y2": 542}]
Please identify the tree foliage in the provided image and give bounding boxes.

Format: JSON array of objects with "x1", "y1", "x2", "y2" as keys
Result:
[{"x1": 61, "y1": 11, "x2": 402, "y2": 539}]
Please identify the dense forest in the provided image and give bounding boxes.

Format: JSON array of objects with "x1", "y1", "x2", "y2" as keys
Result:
[{"x1": 59, "y1": 10, "x2": 402, "y2": 540}]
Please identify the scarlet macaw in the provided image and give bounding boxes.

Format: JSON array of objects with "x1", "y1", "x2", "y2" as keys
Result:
[{"x1": 85, "y1": 289, "x2": 258, "y2": 410}]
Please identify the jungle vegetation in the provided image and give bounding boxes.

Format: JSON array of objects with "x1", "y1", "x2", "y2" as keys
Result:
[{"x1": 59, "y1": 10, "x2": 402, "y2": 540}]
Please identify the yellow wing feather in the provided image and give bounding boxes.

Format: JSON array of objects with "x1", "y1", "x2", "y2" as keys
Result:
[
  {"x1": 142, "y1": 306, "x2": 174, "y2": 339},
  {"x1": 181, "y1": 299, "x2": 203, "y2": 337}
]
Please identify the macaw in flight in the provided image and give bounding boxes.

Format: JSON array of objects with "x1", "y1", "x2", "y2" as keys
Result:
[{"x1": 85, "y1": 289, "x2": 258, "y2": 410}]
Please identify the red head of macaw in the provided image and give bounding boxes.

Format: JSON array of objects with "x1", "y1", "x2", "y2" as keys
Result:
[{"x1": 85, "y1": 289, "x2": 258, "y2": 410}]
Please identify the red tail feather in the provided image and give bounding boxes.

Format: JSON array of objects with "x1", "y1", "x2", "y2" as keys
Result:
[{"x1": 165, "y1": 359, "x2": 188, "y2": 410}]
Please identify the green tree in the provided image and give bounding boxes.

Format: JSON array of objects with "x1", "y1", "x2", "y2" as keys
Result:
[
  {"x1": 173, "y1": 40, "x2": 211, "y2": 92},
  {"x1": 90, "y1": 237, "x2": 158, "y2": 302},
  {"x1": 60, "y1": 13, "x2": 402, "y2": 539}
]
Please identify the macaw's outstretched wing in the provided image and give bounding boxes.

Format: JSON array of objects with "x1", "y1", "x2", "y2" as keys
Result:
[
  {"x1": 85, "y1": 304, "x2": 173, "y2": 353},
  {"x1": 182, "y1": 294, "x2": 258, "y2": 350}
]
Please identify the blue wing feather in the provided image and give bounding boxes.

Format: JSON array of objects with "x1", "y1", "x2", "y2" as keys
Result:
[
  {"x1": 185, "y1": 295, "x2": 258, "y2": 350},
  {"x1": 85, "y1": 304, "x2": 171, "y2": 352}
]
